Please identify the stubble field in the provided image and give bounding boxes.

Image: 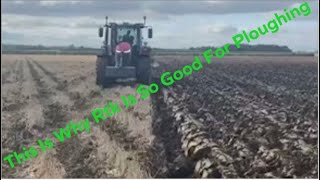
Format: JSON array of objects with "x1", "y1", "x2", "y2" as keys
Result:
[{"x1": 1, "y1": 54, "x2": 318, "y2": 178}]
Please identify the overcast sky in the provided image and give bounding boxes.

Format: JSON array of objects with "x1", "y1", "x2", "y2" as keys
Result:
[{"x1": 2, "y1": 0, "x2": 319, "y2": 51}]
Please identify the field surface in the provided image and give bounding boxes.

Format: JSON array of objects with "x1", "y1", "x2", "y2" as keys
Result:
[{"x1": 1, "y1": 54, "x2": 318, "y2": 178}]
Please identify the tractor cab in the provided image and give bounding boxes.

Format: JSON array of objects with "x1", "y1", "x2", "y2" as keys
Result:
[
  {"x1": 113, "y1": 23, "x2": 139, "y2": 48},
  {"x1": 96, "y1": 16, "x2": 153, "y2": 87},
  {"x1": 99, "y1": 17, "x2": 152, "y2": 58}
]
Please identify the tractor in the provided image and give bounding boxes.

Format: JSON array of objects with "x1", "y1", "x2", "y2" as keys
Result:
[{"x1": 96, "y1": 16, "x2": 153, "y2": 87}]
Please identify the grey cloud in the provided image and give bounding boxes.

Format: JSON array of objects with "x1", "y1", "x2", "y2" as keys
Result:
[
  {"x1": 148, "y1": 1, "x2": 291, "y2": 15},
  {"x1": 3, "y1": 0, "x2": 318, "y2": 19},
  {"x1": 2, "y1": 0, "x2": 318, "y2": 51},
  {"x1": 208, "y1": 25, "x2": 238, "y2": 35},
  {"x1": 3, "y1": 1, "x2": 142, "y2": 17},
  {"x1": 38, "y1": 1, "x2": 93, "y2": 6},
  {"x1": 2, "y1": 14, "x2": 102, "y2": 29},
  {"x1": 2, "y1": 31, "x2": 26, "y2": 43}
]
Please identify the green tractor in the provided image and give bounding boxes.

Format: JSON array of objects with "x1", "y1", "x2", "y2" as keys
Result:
[{"x1": 96, "y1": 16, "x2": 153, "y2": 87}]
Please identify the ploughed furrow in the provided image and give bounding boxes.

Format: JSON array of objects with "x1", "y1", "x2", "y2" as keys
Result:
[
  {"x1": 28, "y1": 59, "x2": 144, "y2": 149},
  {"x1": 28, "y1": 56, "x2": 95, "y2": 90},
  {"x1": 26, "y1": 60, "x2": 68, "y2": 124},
  {"x1": 1, "y1": 60, "x2": 18, "y2": 84},
  {"x1": 26, "y1": 60, "x2": 98, "y2": 178},
  {"x1": 168, "y1": 89, "x2": 238, "y2": 178},
  {"x1": 191, "y1": 65, "x2": 317, "y2": 140},
  {"x1": 218, "y1": 71, "x2": 317, "y2": 116},
  {"x1": 195, "y1": 70, "x2": 317, "y2": 141},
  {"x1": 184, "y1": 69, "x2": 316, "y2": 177},
  {"x1": 28, "y1": 58, "x2": 59, "y2": 83},
  {"x1": 29, "y1": 58, "x2": 98, "y2": 112},
  {"x1": 79, "y1": 86, "x2": 154, "y2": 178},
  {"x1": 171, "y1": 82, "x2": 306, "y2": 178},
  {"x1": 67, "y1": 72, "x2": 95, "y2": 88},
  {"x1": 152, "y1": 57, "x2": 317, "y2": 178},
  {"x1": 209, "y1": 60, "x2": 318, "y2": 117},
  {"x1": 171, "y1": 88, "x2": 238, "y2": 178},
  {"x1": 25, "y1": 59, "x2": 151, "y2": 178},
  {"x1": 28, "y1": 59, "x2": 73, "y2": 106},
  {"x1": 2, "y1": 59, "x2": 25, "y2": 113},
  {"x1": 230, "y1": 61, "x2": 317, "y2": 93},
  {"x1": 150, "y1": 89, "x2": 191, "y2": 178},
  {"x1": 30, "y1": 59, "x2": 70, "y2": 93},
  {"x1": 150, "y1": 87, "x2": 238, "y2": 178},
  {"x1": 63, "y1": 112, "x2": 151, "y2": 178},
  {"x1": 2, "y1": 60, "x2": 25, "y2": 112},
  {"x1": 2, "y1": 60, "x2": 34, "y2": 178}
]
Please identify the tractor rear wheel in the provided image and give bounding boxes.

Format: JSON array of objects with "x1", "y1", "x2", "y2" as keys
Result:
[
  {"x1": 96, "y1": 56, "x2": 113, "y2": 88},
  {"x1": 96, "y1": 56, "x2": 104, "y2": 85},
  {"x1": 137, "y1": 56, "x2": 152, "y2": 85}
]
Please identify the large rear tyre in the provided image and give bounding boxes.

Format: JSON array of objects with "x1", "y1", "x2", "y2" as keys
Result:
[
  {"x1": 96, "y1": 56, "x2": 104, "y2": 85},
  {"x1": 96, "y1": 56, "x2": 113, "y2": 88},
  {"x1": 137, "y1": 56, "x2": 152, "y2": 85}
]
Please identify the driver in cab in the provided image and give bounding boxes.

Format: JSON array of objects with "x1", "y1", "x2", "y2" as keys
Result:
[{"x1": 122, "y1": 30, "x2": 134, "y2": 45}]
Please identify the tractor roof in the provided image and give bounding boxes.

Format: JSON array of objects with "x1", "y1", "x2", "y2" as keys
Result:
[{"x1": 108, "y1": 22, "x2": 145, "y2": 28}]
